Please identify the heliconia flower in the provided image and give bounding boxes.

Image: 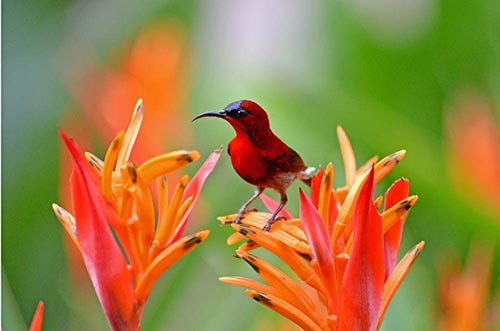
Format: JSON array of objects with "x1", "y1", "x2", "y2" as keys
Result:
[
  {"x1": 445, "y1": 92, "x2": 500, "y2": 216},
  {"x1": 437, "y1": 242, "x2": 496, "y2": 331},
  {"x1": 53, "y1": 99, "x2": 220, "y2": 331},
  {"x1": 29, "y1": 301, "x2": 44, "y2": 331},
  {"x1": 219, "y1": 127, "x2": 424, "y2": 331},
  {"x1": 58, "y1": 111, "x2": 94, "y2": 293}
]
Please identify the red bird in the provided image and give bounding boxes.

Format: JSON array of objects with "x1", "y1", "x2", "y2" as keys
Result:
[{"x1": 193, "y1": 100, "x2": 314, "y2": 231}]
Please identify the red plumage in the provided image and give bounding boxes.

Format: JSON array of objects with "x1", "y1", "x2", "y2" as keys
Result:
[{"x1": 194, "y1": 100, "x2": 313, "y2": 230}]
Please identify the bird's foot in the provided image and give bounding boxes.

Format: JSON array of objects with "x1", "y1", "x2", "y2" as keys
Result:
[
  {"x1": 233, "y1": 213, "x2": 243, "y2": 224},
  {"x1": 233, "y1": 208, "x2": 259, "y2": 224},
  {"x1": 262, "y1": 216, "x2": 287, "y2": 232}
]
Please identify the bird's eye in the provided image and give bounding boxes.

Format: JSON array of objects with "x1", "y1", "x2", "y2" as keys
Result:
[{"x1": 229, "y1": 108, "x2": 249, "y2": 119}]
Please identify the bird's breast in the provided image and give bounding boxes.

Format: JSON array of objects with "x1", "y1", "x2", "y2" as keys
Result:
[{"x1": 228, "y1": 137, "x2": 306, "y2": 191}]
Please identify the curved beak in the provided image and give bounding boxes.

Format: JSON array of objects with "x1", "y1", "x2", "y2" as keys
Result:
[{"x1": 192, "y1": 110, "x2": 227, "y2": 122}]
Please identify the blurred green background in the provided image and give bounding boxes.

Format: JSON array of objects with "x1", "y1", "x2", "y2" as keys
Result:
[{"x1": 3, "y1": 0, "x2": 500, "y2": 330}]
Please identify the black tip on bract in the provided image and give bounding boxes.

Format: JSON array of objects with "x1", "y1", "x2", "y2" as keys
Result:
[{"x1": 192, "y1": 110, "x2": 226, "y2": 122}]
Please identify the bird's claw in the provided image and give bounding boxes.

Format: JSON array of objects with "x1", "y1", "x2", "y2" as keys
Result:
[
  {"x1": 233, "y1": 214, "x2": 243, "y2": 224},
  {"x1": 233, "y1": 208, "x2": 259, "y2": 225},
  {"x1": 262, "y1": 215, "x2": 287, "y2": 232}
]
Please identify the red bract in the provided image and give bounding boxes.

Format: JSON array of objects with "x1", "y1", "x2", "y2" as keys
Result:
[
  {"x1": 168, "y1": 150, "x2": 222, "y2": 246},
  {"x1": 219, "y1": 127, "x2": 424, "y2": 331},
  {"x1": 53, "y1": 100, "x2": 219, "y2": 330},
  {"x1": 62, "y1": 131, "x2": 140, "y2": 330},
  {"x1": 29, "y1": 301, "x2": 44, "y2": 331},
  {"x1": 383, "y1": 178, "x2": 409, "y2": 278},
  {"x1": 337, "y1": 168, "x2": 384, "y2": 331},
  {"x1": 299, "y1": 188, "x2": 338, "y2": 315}
]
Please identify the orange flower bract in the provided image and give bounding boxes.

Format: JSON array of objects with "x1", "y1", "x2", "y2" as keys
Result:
[
  {"x1": 219, "y1": 127, "x2": 424, "y2": 331},
  {"x1": 53, "y1": 99, "x2": 220, "y2": 330}
]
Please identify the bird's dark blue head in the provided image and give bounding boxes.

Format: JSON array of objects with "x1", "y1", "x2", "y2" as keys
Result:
[
  {"x1": 192, "y1": 100, "x2": 270, "y2": 134},
  {"x1": 223, "y1": 100, "x2": 249, "y2": 119}
]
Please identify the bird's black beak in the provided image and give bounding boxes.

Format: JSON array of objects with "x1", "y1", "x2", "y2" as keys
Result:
[{"x1": 192, "y1": 110, "x2": 227, "y2": 122}]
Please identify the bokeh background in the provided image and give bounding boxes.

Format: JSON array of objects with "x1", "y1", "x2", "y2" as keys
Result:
[{"x1": 3, "y1": 0, "x2": 500, "y2": 330}]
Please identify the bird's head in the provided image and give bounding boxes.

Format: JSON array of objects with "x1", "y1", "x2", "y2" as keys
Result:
[{"x1": 193, "y1": 100, "x2": 271, "y2": 137}]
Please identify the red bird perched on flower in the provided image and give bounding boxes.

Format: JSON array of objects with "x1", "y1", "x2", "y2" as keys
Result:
[{"x1": 194, "y1": 100, "x2": 314, "y2": 231}]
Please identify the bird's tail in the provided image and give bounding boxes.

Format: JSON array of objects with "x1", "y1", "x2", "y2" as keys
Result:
[{"x1": 299, "y1": 166, "x2": 315, "y2": 187}]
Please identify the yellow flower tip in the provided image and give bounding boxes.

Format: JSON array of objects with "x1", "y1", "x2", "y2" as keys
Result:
[
  {"x1": 52, "y1": 204, "x2": 79, "y2": 249},
  {"x1": 84, "y1": 152, "x2": 104, "y2": 172},
  {"x1": 111, "y1": 131, "x2": 125, "y2": 151},
  {"x1": 126, "y1": 162, "x2": 138, "y2": 183},
  {"x1": 183, "y1": 230, "x2": 210, "y2": 250},
  {"x1": 136, "y1": 230, "x2": 210, "y2": 302},
  {"x1": 336, "y1": 125, "x2": 346, "y2": 137},
  {"x1": 180, "y1": 174, "x2": 189, "y2": 187},
  {"x1": 52, "y1": 203, "x2": 63, "y2": 218},
  {"x1": 413, "y1": 241, "x2": 425, "y2": 255},
  {"x1": 227, "y1": 231, "x2": 246, "y2": 245},
  {"x1": 188, "y1": 150, "x2": 201, "y2": 162},
  {"x1": 387, "y1": 150, "x2": 406, "y2": 166},
  {"x1": 135, "y1": 98, "x2": 144, "y2": 113},
  {"x1": 138, "y1": 151, "x2": 197, "y2": 184},
  {"x1": 52, "y1": 203, "x2": 75, "y2": 226},
  {"x1": 408, "y1": 195, "x2": 419, "y2": 207},
  {"x1": 325, "y1": 161, "x2": 333, "y2": 175},
  {"x1": 218, "y1": 214, "x2": 237, "y2": 225},
  {"x1": 218, "y1": 276, "x2": 233, "y2": 283},
  {"x1": 395, "y1": 195, "x2": 419, "y2": 213},
  {"x1": 246, "y1": 289, "x2": 271, "y2": 305}
]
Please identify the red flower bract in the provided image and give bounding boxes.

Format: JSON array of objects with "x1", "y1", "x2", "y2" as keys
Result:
[
  {"x1": 29, "y1": 301, "x2": 44, "y2": 331},
  {"x1": 53, "y1": 100, "x2": 219, "y2": 330},
  {"x1": 62, "y1": 130, "x2": 140, "y2": 330},
  {"x1": 338, "y1": 167, "x2": 384, "y2": 331}
]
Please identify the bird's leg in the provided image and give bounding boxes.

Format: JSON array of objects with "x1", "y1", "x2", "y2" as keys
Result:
[
  {"x1": 234, "y1": 187, "x2": 265, "y2": 224},
  {"x1": 263, "y1": 193, "x2": 288, "y2": 232}
]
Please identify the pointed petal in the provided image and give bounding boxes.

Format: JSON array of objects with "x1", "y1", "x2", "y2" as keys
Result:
[
  {"x1": 299, "y1": 189, "x2": 338, "y2": 314},
  {"x1": 52, "y1": 204, "x2": 80, "y2": 251},
  {"x1": 374, "y1": 150, "x2": 406, "y2": 184},
  {"x1": 85, "y1": 152, "x2": 104, "y2": 172},
  {"x1": 116, "y1": 99, "x2": 144, "y2": 169},
  {"x1": 29, "y1": 301, "x2": 44, "y2": 331},
  {"x1": 378, "y1": 241, "x2": 424, "y2": 327},
  {"x1": 383, "y1": 178, "x2": 409, "y2": 279},
  {"x1": 167, "y1": 148, "x2": 222, "y2": 246},
  {"x1": 260, "y1": 193, "x2": 294, "y2": 219},
  {"x1": 236, "y1": 250, "x2": 323, "y2": 325},
  {"x1": 137, "y1": 149, "x2": 200, "y2": 183},
  {"x1": 310, "y1": 167, "x2": 325, "y2": 208},
  {"x1": 136, "y1": 230, "x2": 210, "y2": 302},
  {"x1": 338, "y1": 167, "x2": 384, "y2": 331},
  {"x1": 245, "y1": 290, "x2": 324, "y2": 331},
  {"x1": 318, "y1": 163, "x2": 333, "y2": 227},
  {"x1": 219, "y1": 276, "x2": 281, "y2": 298},
  {"x1": 337, "y1": 126, "x2": 357, "y2": 187},
  {"x1": 336, "y1": 170, "x2": 370, "y2": 238},
  {"x1": 155, "y1": 175, "x2": 189, "y2": 249},
  {"x1": 60, "y1": 131, "x2": 139, "y2": 330},
  {"x1": 233, "y1": 224, "x2": 323, "y2": 292},
  {"x1": 220, "y1": 213, "x2": 311, "y2": 255},
  {"x1": 101, "y1": 131, "x2": 124, "y2": 201},
  {"x1": 125, "y1": 163, "x2": 155, "y2": 259}
]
